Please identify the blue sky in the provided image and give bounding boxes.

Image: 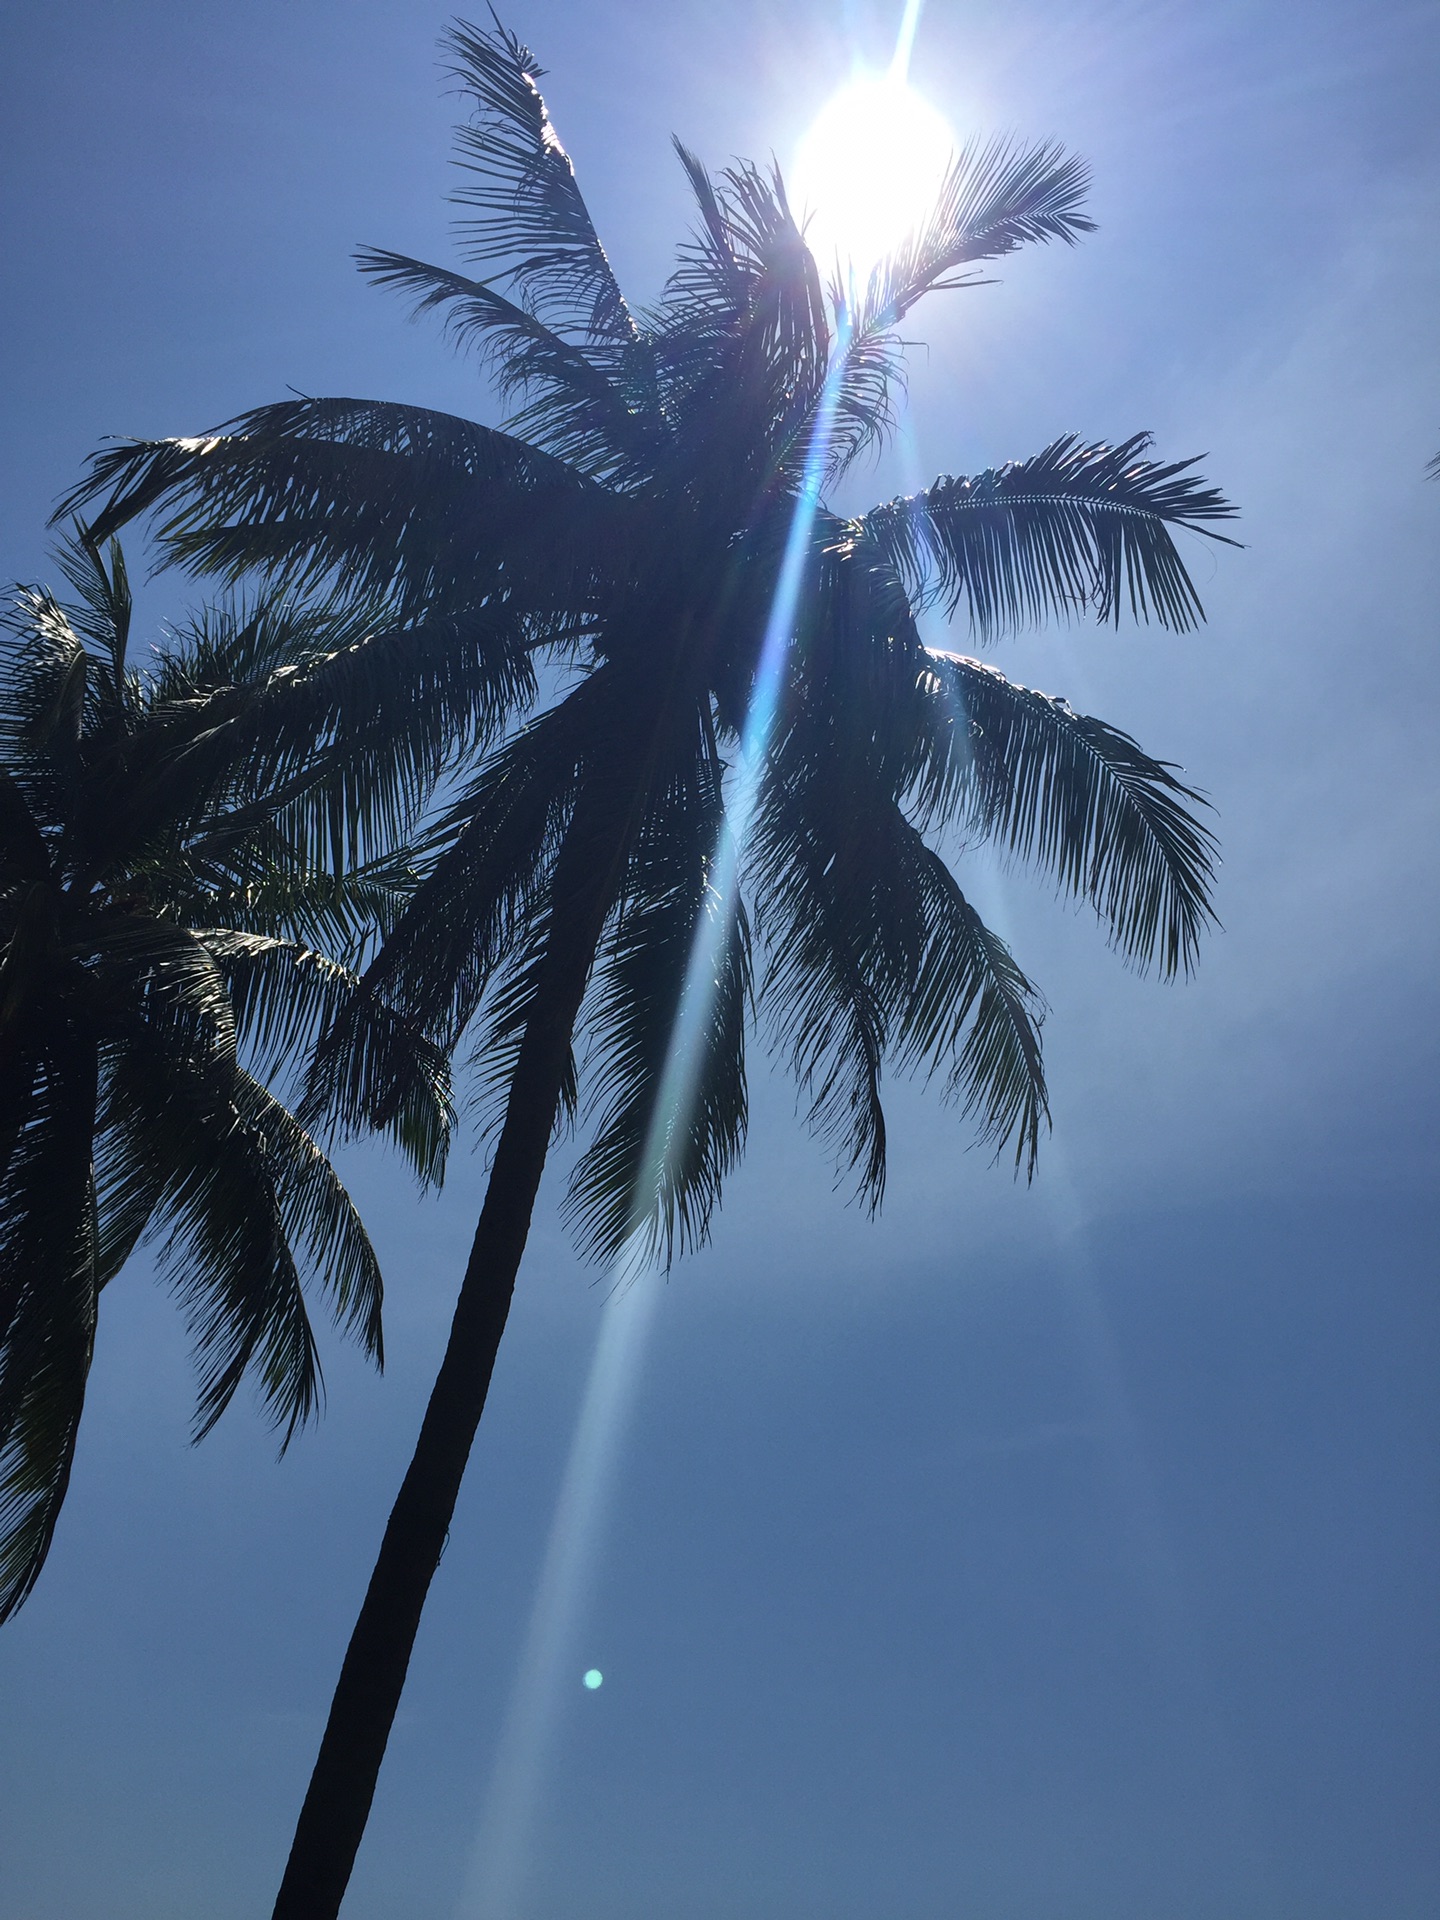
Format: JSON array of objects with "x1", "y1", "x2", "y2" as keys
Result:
[{"x1": 1, "y1": 2, "x2": 1437, "y2": 1917}]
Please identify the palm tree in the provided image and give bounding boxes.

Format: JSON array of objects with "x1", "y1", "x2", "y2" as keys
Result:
[
  {"x1": 0, "y1": 528, "x2": 458, "y2": 1622},
  {"x1": 66, "y1": 18, "x2": 1238, "y2": 1915}
]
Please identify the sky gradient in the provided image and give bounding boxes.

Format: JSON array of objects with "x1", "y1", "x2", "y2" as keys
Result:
[{"x1": 1, "y1": 3, "x2": 1437, "y2": 1917}]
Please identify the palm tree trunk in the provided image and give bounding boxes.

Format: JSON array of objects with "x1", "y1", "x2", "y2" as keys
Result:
[{"x1": 270, "y1": 827, "x2": 614, "y2": 1920}]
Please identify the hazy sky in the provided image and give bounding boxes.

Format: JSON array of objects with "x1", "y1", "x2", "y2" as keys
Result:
[{"x1": 1, "y1": 3, "x2": 1437, "y2": 1918}]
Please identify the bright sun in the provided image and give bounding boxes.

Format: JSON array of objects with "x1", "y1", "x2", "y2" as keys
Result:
[{"x1": 790, "y1": 74, "x2": 955, "y2": 286}]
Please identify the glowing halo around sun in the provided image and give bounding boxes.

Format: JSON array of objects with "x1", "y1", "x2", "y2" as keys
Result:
[{"x1": 789, "y1": 73, "x2": 956, "y2": 287}]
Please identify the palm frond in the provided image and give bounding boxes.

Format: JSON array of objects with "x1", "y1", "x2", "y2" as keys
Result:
[
  {"x1": 357, "y1": 250, "x2": 654, "y2": 483},
  {"x1": 849, "y1": 137, "x2": 1094, "y2": 334},
  {"x1": 190, "y1": 605, "x2": 538, "y2": 875},
  {"x1": 350, "y1": 678, "x2": 594, "y2": 1053},
  {"x1": 299, "y1": 986, "x2": 456, "y2": 1188},
  {"x1": 70, "y1": 590, "x2": 536, "y2": 883},
  {"x1": 97, "y1": 1025, "x2": 320, "y2": 1445},
  {"x1": 51, "y1": 524, "x2": 136, "y2": 727},
  {"x1": 303, "y1": 685, "x2": 590, "y2": 1150},
  {"x1": 232, "y1": 1071, "x2": 385, "y2": 1364},
  {"x1": 59, "y1": 396, "x2": 619, "y2": 613},
  {"x1": 196, "y1": 930, "x2": 360, "y2": 1087},
  {"x1": 0, "y1": 585, "x2": 89, "y2": 824},
  {"x1": 87, "y1": 916, "x2": 239, "y2": 1063},
  {"x1": 924, "y1": 650, "x2": 1218, "y2": 975},
  {"x1": 178, "y1": 851, "x2": 416, "y2": 957},
  {"x1": 564, "y1": 714, "x2": 747, "y2": 1264},
  {"x1": 441, "y1": 15, "x2": 639, "y2": 357},
  {"x1": 654, "y1": 147, "x2": 830, "y2": 477},
  {"x1": 890, "y1": 835, "x2": 1048, "y2": 1173},
  {"x1": 858, "y1": 434, "x2": 1239, "y2": 636},
  {"x1": 825, "y1": 139, "x2": 1094, "y2": 475}
]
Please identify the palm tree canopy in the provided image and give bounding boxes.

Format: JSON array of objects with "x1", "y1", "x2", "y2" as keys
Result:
[
  {"x1": 0, "y1": 531, "x2": 458, "y2": 1622},
  {"x1": 63, "y1": 14, "x2": 1238, "y2": 1274}
]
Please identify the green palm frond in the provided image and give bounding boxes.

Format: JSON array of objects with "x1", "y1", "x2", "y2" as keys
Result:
[
  {"x1": 232, "y1": 1070, "x2": 384, "y2": 1363},
  {"x1": 190, "y1": 607, "x2": 538, "y2": 876},
  {"x1": 0, "y1": 585, "x2": 90, "y2": 826},
  {"x1": 858, "y1": 434, "x2": 1239, "y2": 635},
  {"x1": 303, "y1": 697, "x2": 582, "y2": 1157},
  {"x1": 70, "y1": 588, "x2": 533, "y2": 882},
  {"x1": 352, "y1": 678, "x2": 594, "y2": 1056},
  {"x1": 848, "y1": 137, "x2": 1094, "y2": 332},
  {"x1": 441, "y1": 15, "x2": 639, "y2": 358},
  {"x1": 177, "y1": 851, "x2": 416, "y2": 958},
  {"x1": 298, "y1": 987, "x2": 455, "y2": 1189},
  {"x1": 923, "y1": 651, "x2": 1217, "y2": 976},
  {"x1": 51, "y1": 525, "x2": 135, "y2": 726}
]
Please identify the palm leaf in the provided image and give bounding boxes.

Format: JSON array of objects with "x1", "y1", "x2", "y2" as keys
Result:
[
  {"x1": 357, "y1": 250, "x2": 654, "y2": 483},
  {"x1": 858, "y1": 434, "x2": 1239, "y2": 635},
  {"x1": 232, "y1": 1070, "x2": 385, "y2": 1365},
  {"x1": 97, "y1": 1025, "x2": 320, "y2": 1444},
  {"x1": 564, "y1": 714, "x2": 748, "y2": 1264},
  {"x1": 924, "y1": 650, "x2": 1218, "y2": 975},
  {"x1": 60, "y1": 396, "x2": 619, "y2": 614},
  {"x1": 441, "y1": 15, "x2": 639, "y2": 357},
  {"x1": 654, "y1": 148, "x2": 830, "y2": 476},
  {"x1": 825, "y1": 138, "x2": 1094, "y2": 475},
  {"x1": 890, "y1": 834, "x2": 1049, "y2": 1174}
]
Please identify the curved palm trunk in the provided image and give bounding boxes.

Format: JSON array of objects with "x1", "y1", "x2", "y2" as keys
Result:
[{"x1": 271, "y1": 830, "x2": 614, "y2": 1920}]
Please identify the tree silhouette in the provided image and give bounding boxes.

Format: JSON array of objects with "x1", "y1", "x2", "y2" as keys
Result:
[{"x1": 67, "y1": 18, "x2": 1237, "y2": 1914}]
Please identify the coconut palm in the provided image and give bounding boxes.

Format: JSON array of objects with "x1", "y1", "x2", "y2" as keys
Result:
[
  {"x1": 66, "y1": 18, "x2": 1238, "y2": 1914},
  {"x1": 0, "y1": 528, "x2": 462, "y2": 1622}
]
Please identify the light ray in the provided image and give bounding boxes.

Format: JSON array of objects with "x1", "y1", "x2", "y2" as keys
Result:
[
  {"x1": 889, "y1": 0, "x2": 927, "y2": 83},
  {"x1": 458, "y1": 1, "x2": 939, "y2": 1900},
  {"x1": 458, "y1": 1243, "x2": 659, "y2": 1920},
  {"x1": 458, "y1": 311, "x2": 853, "y2": 1920}
]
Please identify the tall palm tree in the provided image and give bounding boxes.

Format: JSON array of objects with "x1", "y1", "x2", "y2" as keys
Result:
[
  {"x1": 0, "y1": 529, "x2": 459, "y2": 1622},
  {"x1": 67, "y1": 19, "x2": 1238, "y2": 1914}
]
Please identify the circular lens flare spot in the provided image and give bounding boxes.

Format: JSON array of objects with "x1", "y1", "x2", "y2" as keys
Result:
[
  {"x1": 790, "y1": 75, "x2": 955, "y2": 285},
  {"x1": 583, "y1": 1669, "x2": 604, "y2": 1690}
]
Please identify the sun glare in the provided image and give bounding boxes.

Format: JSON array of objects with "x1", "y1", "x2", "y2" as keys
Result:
[{"x1": 790, "y1": 74, "x2": 955, "y2": 287}]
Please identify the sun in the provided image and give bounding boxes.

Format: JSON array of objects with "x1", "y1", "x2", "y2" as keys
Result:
[{"x1": 789, "y1": 74, "x2": 955, "y2": 287}]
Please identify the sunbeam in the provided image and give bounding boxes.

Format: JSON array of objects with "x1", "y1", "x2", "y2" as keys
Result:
[{"x1": 457, "y1": 290, "x2": 855, "y2": 1920}]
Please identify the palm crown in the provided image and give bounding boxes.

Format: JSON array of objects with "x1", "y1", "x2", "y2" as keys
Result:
[
  {"x1": 72, "y1": 21, "x2": 1233, "y2": 1259},
  {"x1": 0, "y1": 530, "x2": 458, "y2": 1622},
  {"x1": 62, "y1": 19, "x2": 1238, "y2": 1915}
]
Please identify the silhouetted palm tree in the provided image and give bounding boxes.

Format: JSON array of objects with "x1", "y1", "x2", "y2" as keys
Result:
[
  {"x1": 68, "y1": 19, "x2": 1238, "y2": 1914},
  {"x1": 0, "y1": 530, "x2": 455, "y2": 1621}
]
